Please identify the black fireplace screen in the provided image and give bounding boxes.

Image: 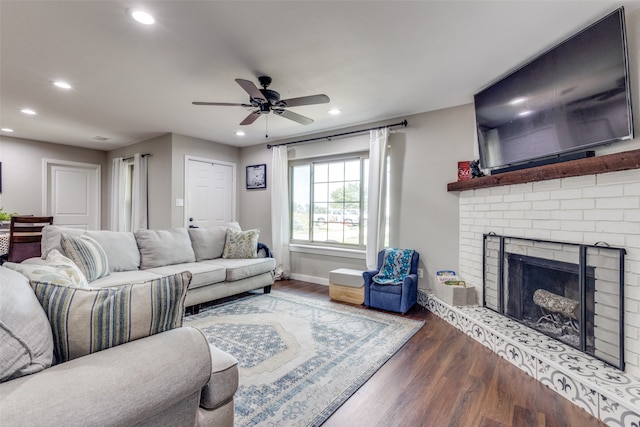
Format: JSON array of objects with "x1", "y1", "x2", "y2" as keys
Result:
[{"x1": 483, "y1": 234, "x2": 626, "y2": 370}]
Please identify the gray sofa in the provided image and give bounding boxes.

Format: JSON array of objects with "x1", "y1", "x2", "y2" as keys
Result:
[
  {"x1": 38, "y1": 223, "x2": 276, "y2": 308},
  {"x1": 0, "y1": 266, "x2": 239, "y2": 426}
]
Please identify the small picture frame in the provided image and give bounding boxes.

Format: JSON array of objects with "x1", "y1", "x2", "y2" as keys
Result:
[{"x1": 246, "y1": 164, "x2": 266, "y2": 189}]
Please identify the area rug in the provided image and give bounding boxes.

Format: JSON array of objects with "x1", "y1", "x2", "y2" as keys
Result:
[{"x1": 183, "y1": 290, "x2": 424, "y2": 426}]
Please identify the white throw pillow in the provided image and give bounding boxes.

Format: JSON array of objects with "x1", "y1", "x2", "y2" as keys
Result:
[{"x1": 3, "y1": 252, "x2": 88, "y2": 288}]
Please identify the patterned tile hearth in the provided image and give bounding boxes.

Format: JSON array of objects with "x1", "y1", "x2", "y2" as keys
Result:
[{"x1": 417, "y1": 290, "x2": 640, "y2": 427}]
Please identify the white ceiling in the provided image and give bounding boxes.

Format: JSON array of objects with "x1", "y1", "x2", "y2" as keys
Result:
[{"x1": 1, "y1": 0, "x2": 638, "y2": 150}]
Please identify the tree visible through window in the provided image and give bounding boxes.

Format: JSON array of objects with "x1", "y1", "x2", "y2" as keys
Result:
[{"x1": 291, "y1": 155, "x2": 368, "y2": 247}]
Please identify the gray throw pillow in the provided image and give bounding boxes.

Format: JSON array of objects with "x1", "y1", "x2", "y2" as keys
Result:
[
  {"x1": 85, "y1": 230, "x2": 140, "y2": 272},
  {"x1": 0, "y1": 267, "x2": 54, "y2": 382},
  {"x1": 135, "y1": 228, "x2": 196, "y2": 269},
  {"x1": 189, "y1": 222, "x2": 241, "y2": 261}
]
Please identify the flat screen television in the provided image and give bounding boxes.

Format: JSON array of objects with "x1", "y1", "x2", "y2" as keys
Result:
[{"x1": 475, "y1": 7, "x2": 634, "y2": 172}]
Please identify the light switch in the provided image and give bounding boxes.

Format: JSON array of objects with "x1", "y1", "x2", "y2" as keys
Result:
[{"x1": 175, "y1": 198, "x2": 184, "y2": 207}]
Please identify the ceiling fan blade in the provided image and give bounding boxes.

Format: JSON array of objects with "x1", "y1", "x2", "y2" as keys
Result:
[
  {"x1": 235, "y1": 79, "x2": 267, "y2": 103},
  {"x1": 279, "y1": 94, "x2": 330, "y2": 108},
  {"x1": 240, "y1": 111, "x2": 261, "y2": 126},
  {"x1": 192, "y1": 101, "x2": 252, "y2": 107},
  {"x1": 275, "y1": 109, "x2": 314, "y2": 125}
]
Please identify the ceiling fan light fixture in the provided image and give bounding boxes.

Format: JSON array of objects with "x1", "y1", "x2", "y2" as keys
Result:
[{"x1": 129, "y1": 9, "x2": 155, "y2": 25}]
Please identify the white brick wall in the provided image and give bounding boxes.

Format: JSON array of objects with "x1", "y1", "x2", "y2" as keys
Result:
[{"x1": 458, "y1": 168, "x2": 640, "y2": 376}]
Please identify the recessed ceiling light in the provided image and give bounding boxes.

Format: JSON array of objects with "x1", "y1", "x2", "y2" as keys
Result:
[
  {"x1": 129, "y1": 9, "x2": 155, "y2": 25},
  {"x1": 328, "y1": 109, "x2": 341, "y2": 115},
  {"x1": 53, "y1": 81, "x2": 72, "y2": 89},
  {"x1": 20, "y1": 108, "x2": 37, "y2": 115},
  {"x1": 1, "y1": 128, "x2": 14, "y2": 133},
  {"x1": 235, "y1": 131, "x2": 246, "y2": 136}
]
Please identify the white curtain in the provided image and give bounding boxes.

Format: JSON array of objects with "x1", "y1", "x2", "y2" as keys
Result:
[
  {"x1": 366, "y1": 127, "x2": 389, "y2": 270},
  {"x1": 110, "y1": 157, "x2": 127, "y2": 231},
  {"x1": 131, "y1": 153, "x2": 148, "y2": 231},
  {"x1": 271, "y1": 146, "x2": 290, "y2": 279}
]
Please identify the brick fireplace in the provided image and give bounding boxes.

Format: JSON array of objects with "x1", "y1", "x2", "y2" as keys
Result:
[{"x1": 419, "y1": 155, "x2": 640, "y2": 426}]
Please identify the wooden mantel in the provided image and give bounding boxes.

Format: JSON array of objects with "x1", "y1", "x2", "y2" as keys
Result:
[{"x1": 447, "y1": 149, "x2": 640, "y2": 192}]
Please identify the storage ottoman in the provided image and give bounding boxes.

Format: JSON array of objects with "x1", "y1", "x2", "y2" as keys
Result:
[{"x1": 329, "y1": 268, "x2": 365, "y2": 304}]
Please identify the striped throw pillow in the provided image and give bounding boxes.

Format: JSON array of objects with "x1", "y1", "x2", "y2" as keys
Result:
[
  {"x1": 32, "y1": 271, "x2": 191, "y2": 363},
  {"x1": 60, "y1": 233, "x2": 110, "y2": 282}
]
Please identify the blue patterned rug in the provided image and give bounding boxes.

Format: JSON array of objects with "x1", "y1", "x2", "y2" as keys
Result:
[{"x1": 184, "y1": 290, "x2": 424, "y2": 426}]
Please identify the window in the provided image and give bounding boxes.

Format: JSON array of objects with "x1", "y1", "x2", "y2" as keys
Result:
[{"x1": 291, "y1": 154, "x2": 368, "y2": 248}]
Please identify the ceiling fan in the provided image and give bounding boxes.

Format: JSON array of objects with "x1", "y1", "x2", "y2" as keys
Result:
[{"x1": 192, "y1": 76, "x2": 330, "y2": 126}]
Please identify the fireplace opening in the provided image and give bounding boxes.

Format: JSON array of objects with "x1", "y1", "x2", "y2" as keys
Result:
[
  {"x1": 506, "y1": 254, "x2": 595, "y2": 352},
  {"x1": 483, "y1": 234, "x2": 626, "y2": 370}
]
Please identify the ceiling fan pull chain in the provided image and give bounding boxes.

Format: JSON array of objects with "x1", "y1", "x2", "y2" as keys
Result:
[{"x1": 265, "y1": 115, "x2": 269, "y2": 139}]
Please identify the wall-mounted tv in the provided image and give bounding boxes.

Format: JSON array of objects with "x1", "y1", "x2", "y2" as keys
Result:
[{"x1": 475, "y1": 7, "x2": 634, "y2": 172}]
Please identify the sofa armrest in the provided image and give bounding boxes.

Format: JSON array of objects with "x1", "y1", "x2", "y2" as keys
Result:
[{"x1": 0, "y1": 327, "x2": 212, "y2": 427}]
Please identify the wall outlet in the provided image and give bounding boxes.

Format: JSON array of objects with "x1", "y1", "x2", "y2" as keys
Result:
[{"x1": 417, "y1": 268, "x2": 424, "y2": 278}]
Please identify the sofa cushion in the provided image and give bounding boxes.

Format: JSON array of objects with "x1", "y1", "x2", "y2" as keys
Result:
[
  {"x1": 88, "y1": 270, "x2": 164, "y2": 288},
  {"x1": 85, "y1": 230, "x2": 140, "y2": 272},
  {"x1": 203, "y1": 257, "x2": 276, "y2": 282},
  {"x1": 32, "y1": 271, "x2": 192, "y2": 363},
  {"x1": 41, "y1": 225, "x2": 84, "y2": 259},
  {"x1": 145, "y1": 262, "x2": 226, "y2": 289},
  {"x1": 61, "y1": 234, "x2": 110, "y2": 283},
  {"x1": 0, "y1": 267, "x2": 54, "y2": 382},
  {"x1": 4, "y1": 249, "x2": 88, "y2": 288},
  {"x1": 222, "y1": 228, "x2": 259, "y2": 259},
  {"x1": 136, "y1": 228, "x2": 196, "y2": 269},
  {"x1": 188, "y1": 222, "x2": 241, "y2": 261}
]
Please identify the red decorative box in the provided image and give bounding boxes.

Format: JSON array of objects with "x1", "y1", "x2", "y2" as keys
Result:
[{"x1": 458, "y1": 161, "x2": 471, "y2": 181}]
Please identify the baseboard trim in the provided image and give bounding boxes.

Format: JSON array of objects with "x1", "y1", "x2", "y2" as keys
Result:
[{"x1": 289, "y1": 273, "x2": 329, "y2": 286}]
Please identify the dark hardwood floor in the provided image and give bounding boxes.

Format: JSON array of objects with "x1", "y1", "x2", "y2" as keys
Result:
[{"x1": 272, "y1": 279, "x2": 605, "y2": 427}]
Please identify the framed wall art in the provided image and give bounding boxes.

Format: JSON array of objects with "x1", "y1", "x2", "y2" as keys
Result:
[{"x1": 246, "y1": 164, "x2": 266, "y2": 189}]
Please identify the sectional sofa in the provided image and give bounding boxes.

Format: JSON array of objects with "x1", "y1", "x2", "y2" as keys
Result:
[
  {"x1": 37, "y1": 222, "x2": 276, "y2": 308},
  {"x1": 0, "y1": 264, "x2": 239, "y2": 426}
]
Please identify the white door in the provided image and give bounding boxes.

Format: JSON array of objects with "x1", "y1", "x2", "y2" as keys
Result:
[
  {"x1": 185, "y1": 158, "x2": 235, "y2": 228},
  {"x1": 43, "y1": 160, "x2": 101, "y2": 230}
]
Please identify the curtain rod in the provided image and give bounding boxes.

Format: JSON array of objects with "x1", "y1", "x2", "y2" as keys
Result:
[
  {"x1": 122, "y1": 153, "x2": 151, "y2": 161},
  {"x1": 266, "y1": 119, "x2": 408, "y2": 149}
]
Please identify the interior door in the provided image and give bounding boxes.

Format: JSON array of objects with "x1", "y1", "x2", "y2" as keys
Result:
[
  {"x1": 44, "y1": 160, "x2": 101, "y2": 230},
  {"x1": 186, "y1": 158, "x2": 235, "y2": 228}
]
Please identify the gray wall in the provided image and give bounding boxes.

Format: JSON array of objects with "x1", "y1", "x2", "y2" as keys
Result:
[
  {"x1": 107, "y1": 134, "x2": 173, "y2": 229},
  {"x1": 0, "y1": 136, "x2": 108, "y2": 226},
  {"x1": 239, "y1": 104, "x2": 475, "y2": 287},
  {"x1": 170, "y1": 133, "x2": 240, "y2": 228}
]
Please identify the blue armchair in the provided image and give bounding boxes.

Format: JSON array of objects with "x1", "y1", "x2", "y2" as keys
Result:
[{"x1": 363, "y1": 249, "x2": 420, "y2": 314}]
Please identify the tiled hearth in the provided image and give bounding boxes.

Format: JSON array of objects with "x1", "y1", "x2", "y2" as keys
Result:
[{"x1": 418, "y1": 290, "x2": 640, "y2": 427}]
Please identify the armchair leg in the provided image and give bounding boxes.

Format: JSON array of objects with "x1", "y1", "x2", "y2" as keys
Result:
[{"x1": 264, "y1": 285, "x2": 272, "y2": 294}]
